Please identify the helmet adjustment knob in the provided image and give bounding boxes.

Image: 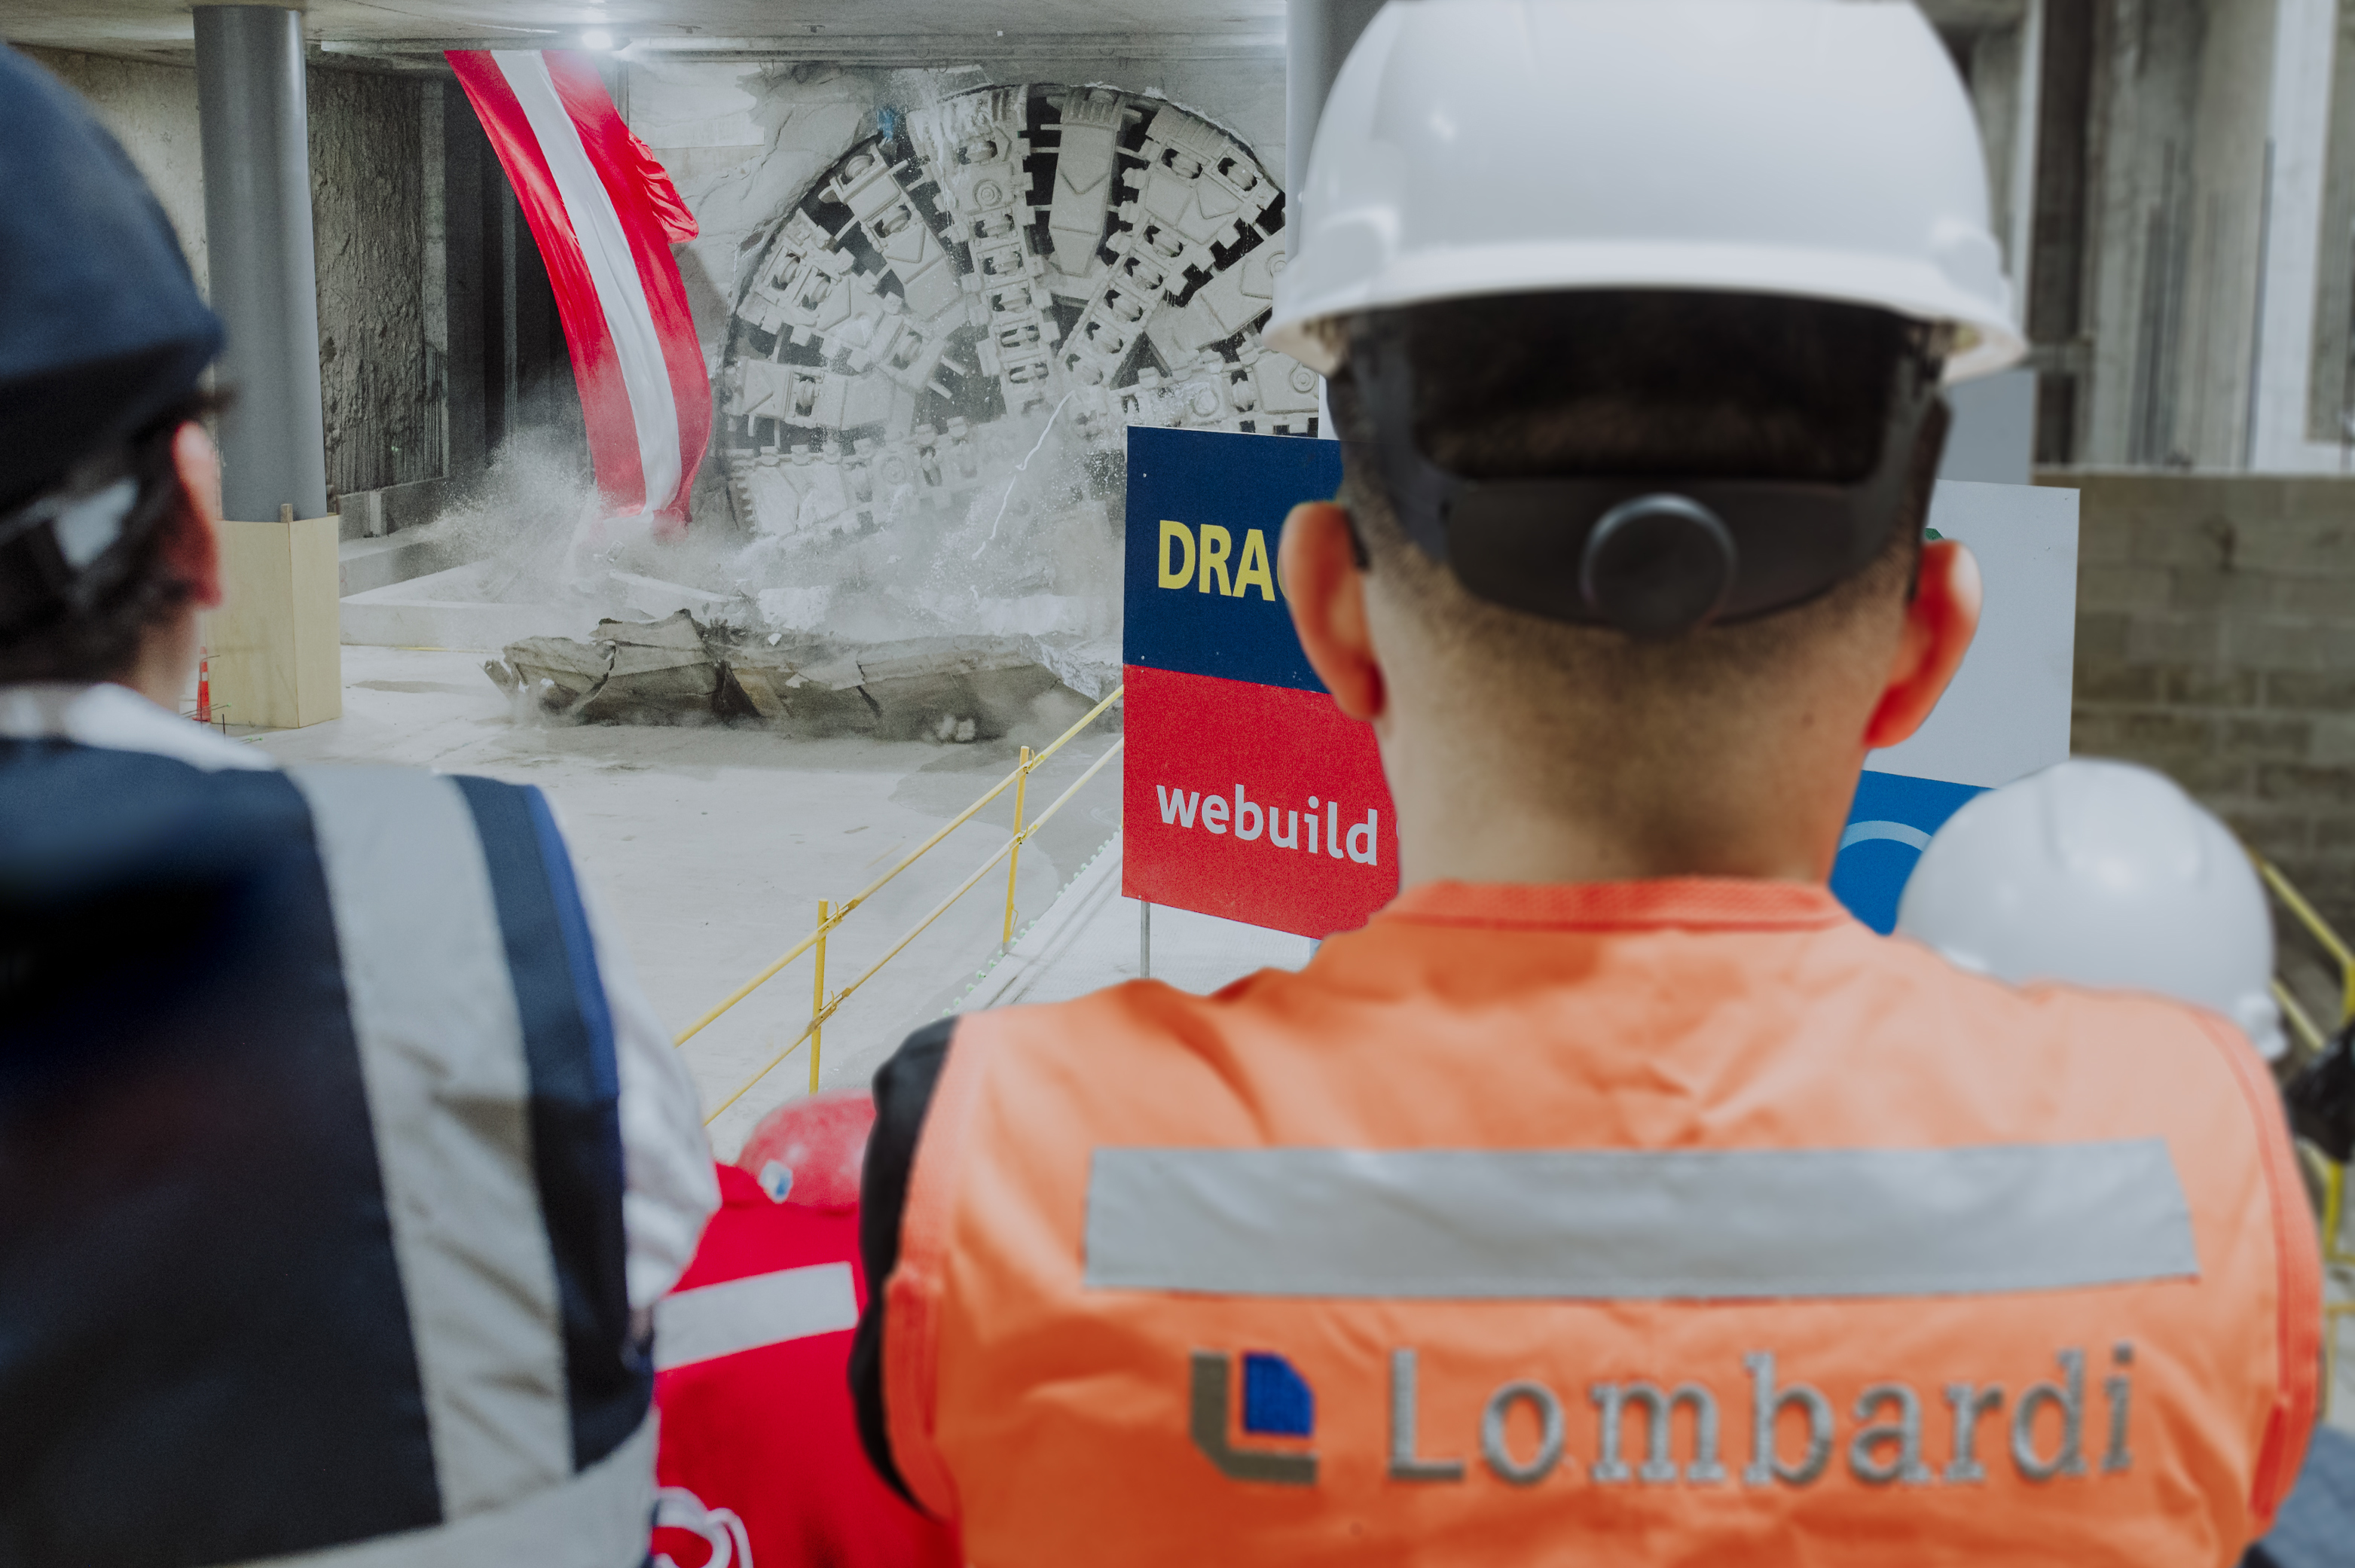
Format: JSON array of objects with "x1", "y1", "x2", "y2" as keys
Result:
[{"x1": 1578, "y1": 494, "x2": 1738, "y2": 639}]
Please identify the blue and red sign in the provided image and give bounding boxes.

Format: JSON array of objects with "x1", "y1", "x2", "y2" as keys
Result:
[
  {"x1": 1119, "y1": 425, "x2": 2000, "y2": 939},
  {"x1": 1123, "y1": 427, "x2": 1397, "y2": 938}
]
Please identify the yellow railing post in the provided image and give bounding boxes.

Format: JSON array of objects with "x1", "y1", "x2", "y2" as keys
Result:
[
  {"x1": 1003, "y1": 745, "x2": 1031, "y2": 949},
  {"x1": 811, "y1": 898, "x2": 829, "y2": 1094},
  {"x1": 686, "y1": 688, "x2": 1125, "y2": 1124},
  {"x1": 674, "y1": 684, "x2": 1123, "y2": 1051},
  {"x1": 701, "y1": 737, "x2": 1126, "y2": 1127},
  {"x1": 2278, "y1": 980, "x2": 2327, "y2": 1059},
  {"x1": 2251, "y1": 850, "x2": 2355, "y2": 1423}
]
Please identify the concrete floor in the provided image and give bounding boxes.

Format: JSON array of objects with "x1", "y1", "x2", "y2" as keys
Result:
[
  {"x1": 967, "y1": 833, "x2": 1314, "y2": 1011},
  {"x1": 240, "y1": 646, "x2": 1303, "y2": 1155}
]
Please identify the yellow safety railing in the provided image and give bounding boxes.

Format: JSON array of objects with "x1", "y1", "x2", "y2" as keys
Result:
[
  {"x1": 2253, "y1": 853, "x2": 2355, "y2": 1417},
  {"x1": 2257, "y1": 857, "x2": 2355, "y2": 1030},
  {"x1": 675, "y1": 684, "x2": 1125, "y2": 1125}
]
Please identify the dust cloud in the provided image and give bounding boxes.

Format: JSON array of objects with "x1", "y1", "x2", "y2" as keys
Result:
[{"x1": 435, "y1": 407, "x2": 1125, "y2": 702}]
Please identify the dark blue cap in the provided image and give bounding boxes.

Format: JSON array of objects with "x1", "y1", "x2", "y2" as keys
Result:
[{"x1": 0, "y1": 46, "x2": 223, "y2": 507}]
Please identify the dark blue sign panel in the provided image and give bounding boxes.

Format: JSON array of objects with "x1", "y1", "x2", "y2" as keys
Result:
[{"x1": 1124, "y1": 425, "x2": 1345, "y2": 694}]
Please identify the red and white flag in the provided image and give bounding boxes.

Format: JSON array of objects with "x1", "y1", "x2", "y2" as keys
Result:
[{"x1": 447, "y1": 50, "x2": 710, "y2": 532}]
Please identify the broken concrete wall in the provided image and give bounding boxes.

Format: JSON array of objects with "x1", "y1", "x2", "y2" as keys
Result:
[
  {"x1": 518, "y1": 56, "x2": 1297, "y2": 697},
  {"x1": 492, "y1": 609, "x2": 1079, "y2": 740},
  {"x1": 622, "y1": 53, "x2": 1285, "y2": 361},
  {"x1": 310, "y1": 66, "x2": 441, "y2": 501}
]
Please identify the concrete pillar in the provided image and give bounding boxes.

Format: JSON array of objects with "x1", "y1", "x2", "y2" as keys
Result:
[
  {"x1": 2251, "y1": 0, "x2": 2339, "y2": 469},
  {"x1": 195, "y1": 5, "x2": 329, "y2": 522},
  {"x1": 1284, "y1": 0, "x2": 1387, "y2": 224}
]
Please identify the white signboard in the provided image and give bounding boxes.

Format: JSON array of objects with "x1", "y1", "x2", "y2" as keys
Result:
[
  {"x1": 1868, "y1": 480, "x2": 2080, "y2": 789},
  {"x1": 1834, "y1": 478, "x2": 2079, "y2": 931}
]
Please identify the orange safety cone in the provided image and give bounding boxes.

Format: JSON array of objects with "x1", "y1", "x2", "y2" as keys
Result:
[{"x1": 194, "y1": 648, "x2": 211, "y2": 725}]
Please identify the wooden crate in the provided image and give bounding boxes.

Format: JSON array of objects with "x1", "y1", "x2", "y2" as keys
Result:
[{"x1": 203, "y1": 504, "x2": 342, "y2": 729}]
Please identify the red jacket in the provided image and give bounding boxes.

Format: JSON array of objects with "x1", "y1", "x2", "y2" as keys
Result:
[{"x1": 655, "y1": 1163, "x2": 959, "y2": 1568}]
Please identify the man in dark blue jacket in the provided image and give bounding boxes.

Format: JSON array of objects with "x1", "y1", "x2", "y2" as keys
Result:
[{"x1": 0, "y1": 46, "x2": 714, "y2": 1566}]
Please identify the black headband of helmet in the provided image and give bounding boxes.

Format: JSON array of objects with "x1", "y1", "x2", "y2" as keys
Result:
[
  {"x1": 1341, "y1": 315, "x2": 1947, "y2": 639},
  {"x1": 0, "y1": 435, "x2": 174, "y2": 639}
]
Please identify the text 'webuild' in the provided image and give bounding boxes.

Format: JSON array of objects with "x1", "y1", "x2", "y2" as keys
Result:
[{"x1": 1157, "y1": 785, "x2": 1380, "y2": 865}]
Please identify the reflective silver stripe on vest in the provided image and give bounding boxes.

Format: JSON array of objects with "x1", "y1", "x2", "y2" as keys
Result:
[
  {"x1": 293, "y1": 769, "x2": 570, "y2": 1518},
  {"x1": 653, "y1": 1261, "x2": 861, "y2": 1371},
  {"x1": 1084, "y1": 1142, "x2": 2199, "y2": 1299},
  {"x1": 232, "y1": 1414, "x2": 657, "y2": 1568}
]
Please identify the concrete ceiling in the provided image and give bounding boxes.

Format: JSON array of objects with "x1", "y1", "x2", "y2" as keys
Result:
[
  {"x1": 0, "y1": 0, "x2": 1286, "y2": 64},
  {"x1": 2, "y1": 0, "x2": 2020, "y2": 73},
  {"x1": 1917, "y1": 0, "x2": 2030, "y2": 28}
]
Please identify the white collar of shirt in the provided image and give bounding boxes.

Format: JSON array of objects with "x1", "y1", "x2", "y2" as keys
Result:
[{"x1": 0, "y1": 682, "x2": 276, "y2": 772}]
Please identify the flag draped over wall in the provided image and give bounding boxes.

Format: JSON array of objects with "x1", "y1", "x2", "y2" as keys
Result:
[{"x1": 447, "y1": 50, "x2": 710, "y2": 531}]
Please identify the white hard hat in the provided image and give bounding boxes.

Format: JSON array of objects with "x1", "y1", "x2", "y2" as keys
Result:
[
  {"x1": 1266, "y1": 0, "x2": 2026, "y2": 383},
  {"x1": 1896, "y1": 760, "x2": 2286, "y2": 1060}
]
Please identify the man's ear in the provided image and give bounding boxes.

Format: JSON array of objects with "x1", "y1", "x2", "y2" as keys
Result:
[
  {"x1": 1278, "y1": 500, "x2": 1386, "y2": 723},
  {"x1": 166, "y1": 422, "x2": 225, "y2": 610},
  {"x1": 1862, "y1": 537, "x2": 1980, "y2": 749}
]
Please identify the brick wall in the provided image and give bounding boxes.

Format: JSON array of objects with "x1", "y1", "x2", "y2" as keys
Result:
[{"x1": 2055, "y1": 468, "x2": 2355, "y2": 949}]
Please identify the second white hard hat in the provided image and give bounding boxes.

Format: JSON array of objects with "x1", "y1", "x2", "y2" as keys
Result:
[
  {"x1": 1896, "y1": 760, "x2": 2286, "y2": 1060},
  {"x1": 1266, "y1": 0, "x2": 2026, "y2": 383}
]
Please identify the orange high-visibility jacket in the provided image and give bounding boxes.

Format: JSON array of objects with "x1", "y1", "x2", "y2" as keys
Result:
[{"x1": 879, "y1": 881, "x2": 2321, "y2": 1566}]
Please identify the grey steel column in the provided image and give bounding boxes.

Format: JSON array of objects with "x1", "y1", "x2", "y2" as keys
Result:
[
  {"x1": 1284, "y1": 0, "x2": 1387, "y2": 228},
  {"x1": 195, "y1": 5, "x2": 328, "y2": 522}
]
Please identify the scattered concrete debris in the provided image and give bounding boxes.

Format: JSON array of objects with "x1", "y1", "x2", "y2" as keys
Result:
[
  {"x1": 488, "y1": 634, "x2": 610, "y2": 716},
  {"x1": 587, "y1": 612, "x2": 722, "y2": 720},
  {"x1": 485, "y1": 608, "x2": 1080, "y2": 740}
]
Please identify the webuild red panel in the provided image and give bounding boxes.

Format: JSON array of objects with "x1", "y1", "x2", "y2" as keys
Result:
[{"x1": 1121, "y1": 664, "x2": 1398, "y2": 939}]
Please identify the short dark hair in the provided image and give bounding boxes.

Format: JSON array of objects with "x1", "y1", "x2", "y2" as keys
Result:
[{"x1": 0, "y1": 393, "x2": 215, "y2": 685}]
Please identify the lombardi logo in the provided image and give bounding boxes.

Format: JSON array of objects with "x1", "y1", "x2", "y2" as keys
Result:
[
  {"x1": 1184, "y1": 1345, "x2": 2137, "y2": 1493},
  {"x1": 1190, "y1": 1350, "x2": 1318, "y2": 1485}
]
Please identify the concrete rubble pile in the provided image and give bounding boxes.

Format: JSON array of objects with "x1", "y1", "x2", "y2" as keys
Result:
[{"x1": 486, "y1": 609, "x2": 1074, "y2": 740}]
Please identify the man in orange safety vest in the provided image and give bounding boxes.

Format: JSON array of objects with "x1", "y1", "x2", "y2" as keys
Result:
[{"x1": 846, "y1": 4, "x2": 2322, "y2": 1563}]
